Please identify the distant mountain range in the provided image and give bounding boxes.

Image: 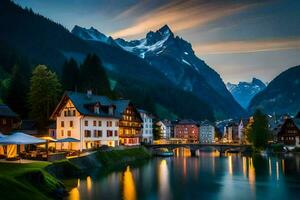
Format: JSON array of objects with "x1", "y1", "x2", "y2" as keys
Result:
[
  {"x1": 249, "y1": 65, "x2": 300, "y2": 115},
  {"x1": 0, "y1": 0, "x2": 250, "y2": 121},
  {"x1": 72, "y1": 25, "x2": 245, "y2": 119},
  {"x1": 226, "y1": 78, "x2": 266, "y2": 109}
]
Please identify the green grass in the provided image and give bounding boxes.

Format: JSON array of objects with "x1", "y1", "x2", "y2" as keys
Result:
[
  {"x1": 96, "y1": 147, "x2": 151, "y2": 167},
  {"x1": 0, "y1": 162, "x2": 66, "y2": 200}
]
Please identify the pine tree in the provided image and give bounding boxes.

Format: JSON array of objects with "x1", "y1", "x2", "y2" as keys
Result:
[
  {"x1": 248, "y1": 110, "x2": 269, "y2": 150},
  {"x1": 61, "y1": 58, "x2": 79, "y2": 91},
  {"x1": 28, "y1": 65, "x2": 62, "y2": 130},
  {"x1": 5, "y1": 64, "x2": 29, "y2": 117},
  {"x1": 79, "y1": 54, "x2": 113, "y2": 97}
]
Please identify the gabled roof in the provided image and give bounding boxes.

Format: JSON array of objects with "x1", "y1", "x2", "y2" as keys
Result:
[
  {"x1": 51, "y1": 91, "x2": 138, "y2": 120},
  {"x1": 177, "y1": 119, "x2": 199, "y2": 126},
  {"x1": 0, "y1": 104, "x2": 18, "y2": 117},
  {"x1": 200, "y1": 120, "x2": 214, "y2": 126}
]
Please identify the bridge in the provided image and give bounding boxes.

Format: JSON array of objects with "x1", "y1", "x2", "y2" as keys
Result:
[{"x1": 144, "y1": 143, "x2": 252, "y2": 156}]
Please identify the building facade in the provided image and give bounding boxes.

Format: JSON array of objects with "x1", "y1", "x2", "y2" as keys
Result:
[
  {"x1": 174, "y1": 119, "x2": 199, "y2": 143},
  {"x1": 224, "y1": 122, "x2": 239, "y2": 143},
  {"x1": 138, "y1": 109, "x2": 153, "y2": 144},
  {"x1": 156, "y1": 120, "x2": 172, "y2": 139},
  {"x1": 118, "y1": 102, "x2": 142, "y2": 146},
  {"x1": 51, "y1": 94, "x2": 119, "y2": 151},
  {"x1": 199, "y1": 120, "x2": 215, "y2": 144},
  {"x1": 277, "y1": 117, "x2": 300, "y2": 146},
  {"x1": 0, "y1": 104, "x2": 20, "y2": 134}
]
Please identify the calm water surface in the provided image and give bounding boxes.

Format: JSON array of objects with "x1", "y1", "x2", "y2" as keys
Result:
[{"x1": 67, "y1": 149, "x2": 300, "y2": 200}]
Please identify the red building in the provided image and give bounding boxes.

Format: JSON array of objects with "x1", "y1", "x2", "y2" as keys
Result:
[{"x1": 174, "y1": 119, "x2": 199, "y2": 143}]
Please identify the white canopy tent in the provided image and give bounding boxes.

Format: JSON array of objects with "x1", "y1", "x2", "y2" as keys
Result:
[{"x1": 0, "y1": 132, "x2": 46, "y2": 158}]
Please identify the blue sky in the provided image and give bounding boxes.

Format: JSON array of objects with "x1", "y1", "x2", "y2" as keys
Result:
[{"x1": 14, "y1": 0, "x2": 300, "y2": 83}]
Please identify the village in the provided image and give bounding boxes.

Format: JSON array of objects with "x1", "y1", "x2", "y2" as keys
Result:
[{"x1": 0, "y1": 90, "x2": 299, "y2": 161}]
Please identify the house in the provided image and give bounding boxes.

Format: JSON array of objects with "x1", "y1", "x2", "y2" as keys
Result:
[
  {"x1": 0, "y1": 104, "x2": 20, "y2": 134},
  {"x1": 18, "y1": 120, "x2": 39, "y2": 136},
  {"x1": 224, "y1": 122, "x2": 239, "y2": 143},
  {"x1": 51, "y1": 91, "x2": 142, "y2": 151},
  {"x1": 156, "y1": 119, "x2": 172, "y2": 139},
  {"x1": 199, "y1": 120, "x2": 215, "y2": 144},
  {"x1": 277, "y1": 116, "x2": 300, "y2": 146},
  {"x1": 138, "y1": 109, "x2": 154, "y2": 144},
  {"x1": 174, "y1": 119, "x2": 199, "y2": 143}
]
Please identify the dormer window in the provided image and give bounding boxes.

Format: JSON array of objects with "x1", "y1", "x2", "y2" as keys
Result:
[
  {"x1": 109, "y1": 106, "x2": 114, "y2": 115},
  {"x1": 94, "y1": 103, "x2": 100, "y2": 114}
]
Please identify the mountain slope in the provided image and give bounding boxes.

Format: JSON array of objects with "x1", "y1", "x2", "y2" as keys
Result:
[
  {"x1": 74, "y1": 25, "x2": 246, "y2": 119},
  {"x1": 0, "y1": 0, "x2": 215, "y2": 121},
  {"x1": 227, "y1": 78, "x2": 266, "y2": 108},
  {"x1": 249, "y1": 66, "x2": 300, "y2": 115}
]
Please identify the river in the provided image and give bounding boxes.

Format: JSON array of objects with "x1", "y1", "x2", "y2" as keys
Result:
[{"x1": 67, "y1": 148, "x2": 300, "y2": 200}]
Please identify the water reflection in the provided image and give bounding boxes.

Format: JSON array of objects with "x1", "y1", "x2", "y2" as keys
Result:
[
  {"x1": 66, "y1": 153, "x2": 300, "y2": 200},
  {"x1": 123, "y1": 166, "x2": 136, "y2": 200},
  {"x1": 158, "y1": 160, "x2": 171, "y2": 200}
]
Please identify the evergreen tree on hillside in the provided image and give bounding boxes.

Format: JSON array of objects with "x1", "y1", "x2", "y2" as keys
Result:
[
  {"x1": 79, "y1": 54, "x2": 113, "y2": 97},
  {"x1": 61, "y1": 58, "x2": 79, "y2": 91},
  {"x1": 28, "y1": 65, "x2": 61, "y2": 130},
  {"x1": 247, "y1": 110, "x2": 269, "y2": 150},
  {"x1": 5, "y1": 63, "x2": 30, "y2": 117}
]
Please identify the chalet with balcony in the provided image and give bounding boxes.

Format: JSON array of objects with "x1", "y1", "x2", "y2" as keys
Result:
[
  {"x1": 0, "y1": 104, "x2": 20, "y2": 134},
  {"x1": 277, "y1": 116, "x2": 300, "y2": 146}
]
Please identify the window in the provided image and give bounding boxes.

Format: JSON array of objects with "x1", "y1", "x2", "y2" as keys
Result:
[
  {"x1": 2, "y1": 119, "x2": 6, "y2": 125},
  {"x1": 84, "y1": 120, "x2": 88, "y2": 126},
  {"x1": 114, "y1": 130, "x2": 118, "y2": 137},
  {"x1": 107, "y1": 121, "x2": 112, "y2": 127},
  {"x1": 93, "y1": 120, "x2": 96, "y2": 126},
  {"x1": 61, "y1": 121, "x2": 64, "y2": 128},
  {"x1": 67, "y1": 130, "x2": 71, "y2": 137},
  {"x1": 98, "y1": 130, "x2": 102, "y2": 137},
  {"x1": 107, "y1": 130, "x2": 113, "y2": 137},
  {"x1": 64, "y1": 111, "x2": 67, "y2": 116},
  {"x1": 84, "y1": 130, "x2": 91, "y2": 137},
  {"x1": 69, "y1": 121, "x2": 73, "y2": 128},
  {"x1": 61, "y1": 130, "x2": 64, "y2": 137},
  {"x1": 73, "y1": 110, "x2": 76, "y2": 116},
  {"x1": 94, "y1": 130, "x2": 97, "y2": 137},
  {"x1": 115, "y1": 121, "x2": 119, "y2": 127},
  {"x1": 98, "y1": 121, "x2": 102, "y2": 126}
]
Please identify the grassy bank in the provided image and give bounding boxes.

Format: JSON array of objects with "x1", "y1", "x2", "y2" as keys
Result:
[
  {"x1": 0, "y1": 147, "x2": 152, "y2": 199},
  {"x1": 0, "y1": 162, "x2": 65, "y2": 200}
]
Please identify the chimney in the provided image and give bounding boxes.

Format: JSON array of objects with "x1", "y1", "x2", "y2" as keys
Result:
[{"x1": 87, "y1": 90, "x2": 92, "y2": 98}]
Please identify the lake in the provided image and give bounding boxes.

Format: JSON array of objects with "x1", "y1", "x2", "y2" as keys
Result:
[{"x1": 67, "y1": 148, "x2": 300, "y2": 200}]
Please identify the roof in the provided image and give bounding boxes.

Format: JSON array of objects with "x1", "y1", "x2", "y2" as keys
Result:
[
  {"x1": 51, "y1": 91, "x2": 141, "y2": 121},
  {"x1": 0, "y1": 132, "x2": 45, "y2": 145},
  {"x1": 200, "y1": 120, "x2": 214, "y2": 126},
  {"x1": 19, "y1": 120, "x2": 38, "y2": 130},
  {"x1": 293, "y1": 118, "x2": 300, "y2": 130},
  {"x1": 0, "y1": 104, "x2": 18, "y2": 117},
  {"x1": 177, "y1": 119, "x2": 199, "y2": 126},
  {"x1": 138, "y1": 109, "x2": 155, "y2": 118}
]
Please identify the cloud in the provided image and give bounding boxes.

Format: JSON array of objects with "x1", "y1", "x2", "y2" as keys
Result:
[
  {"x1": 195, "y1": 38, "x2": 300, "y2": 55},
  {"x1": 110, "y1": 0, "x2": 261, "y2": 39}
]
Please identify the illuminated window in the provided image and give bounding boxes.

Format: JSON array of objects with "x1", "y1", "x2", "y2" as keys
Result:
[
  {"x1": 67, "y1": 130, "x2": 71, "y2": 137},
  {"x1": 61, "y1": 130, "x2": 64, "y2": 137}
]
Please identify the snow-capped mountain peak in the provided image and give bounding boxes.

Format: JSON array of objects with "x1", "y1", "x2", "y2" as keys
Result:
[
  {"x1": 227, "y1": 78, "x2": 267, "y2": 108},
  {"x1": 71, "y1": 25, "x2": 112, "y2": 44}
]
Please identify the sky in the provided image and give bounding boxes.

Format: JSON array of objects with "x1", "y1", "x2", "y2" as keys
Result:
[{"x1": 13, "y1": 0, "x2": 300, "y2": 84}]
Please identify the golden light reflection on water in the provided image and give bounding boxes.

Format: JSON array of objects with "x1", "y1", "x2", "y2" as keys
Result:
[
  {"x1": 69, "y1": 188, "x2": 80, "y2": 200},
  {"x1": 173, "y1": 147, "x2": 191, "y2": 157},
  {"x1": 228, "y1": 155, "x2": 233, "y2": 175},
  {"x1": 248, "y1": 158, "x2": 255, "y2": 192},
  {"x1": 86, "y1": 176, "x2": 92, "y2": 192},
  {"x1": 159, "y1": 159, "x2": 170, "y2": 200},
  {"x1": 123, "y1": 166, "x2": 136, "y2": 200},
  {"x1": 282, "y1": 160, "x2": 285, "y2": 174},
  {"x1": 243, "y1": 157, "x2": 247, "y2": 177}
]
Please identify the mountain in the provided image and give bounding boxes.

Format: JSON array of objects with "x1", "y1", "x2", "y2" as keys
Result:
[
  {"x1": 0, "y1": 0, "x2": 216, "y2": 121},
  {"x1": 249, "y1": 66, "x2": 300, "y2": 115},
  {"x1": 227, "y1": 78, "x2": 266, "y2": 109},
  {"x1": 74, "y1": 25, "x2": 246, "y2": 119}
]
